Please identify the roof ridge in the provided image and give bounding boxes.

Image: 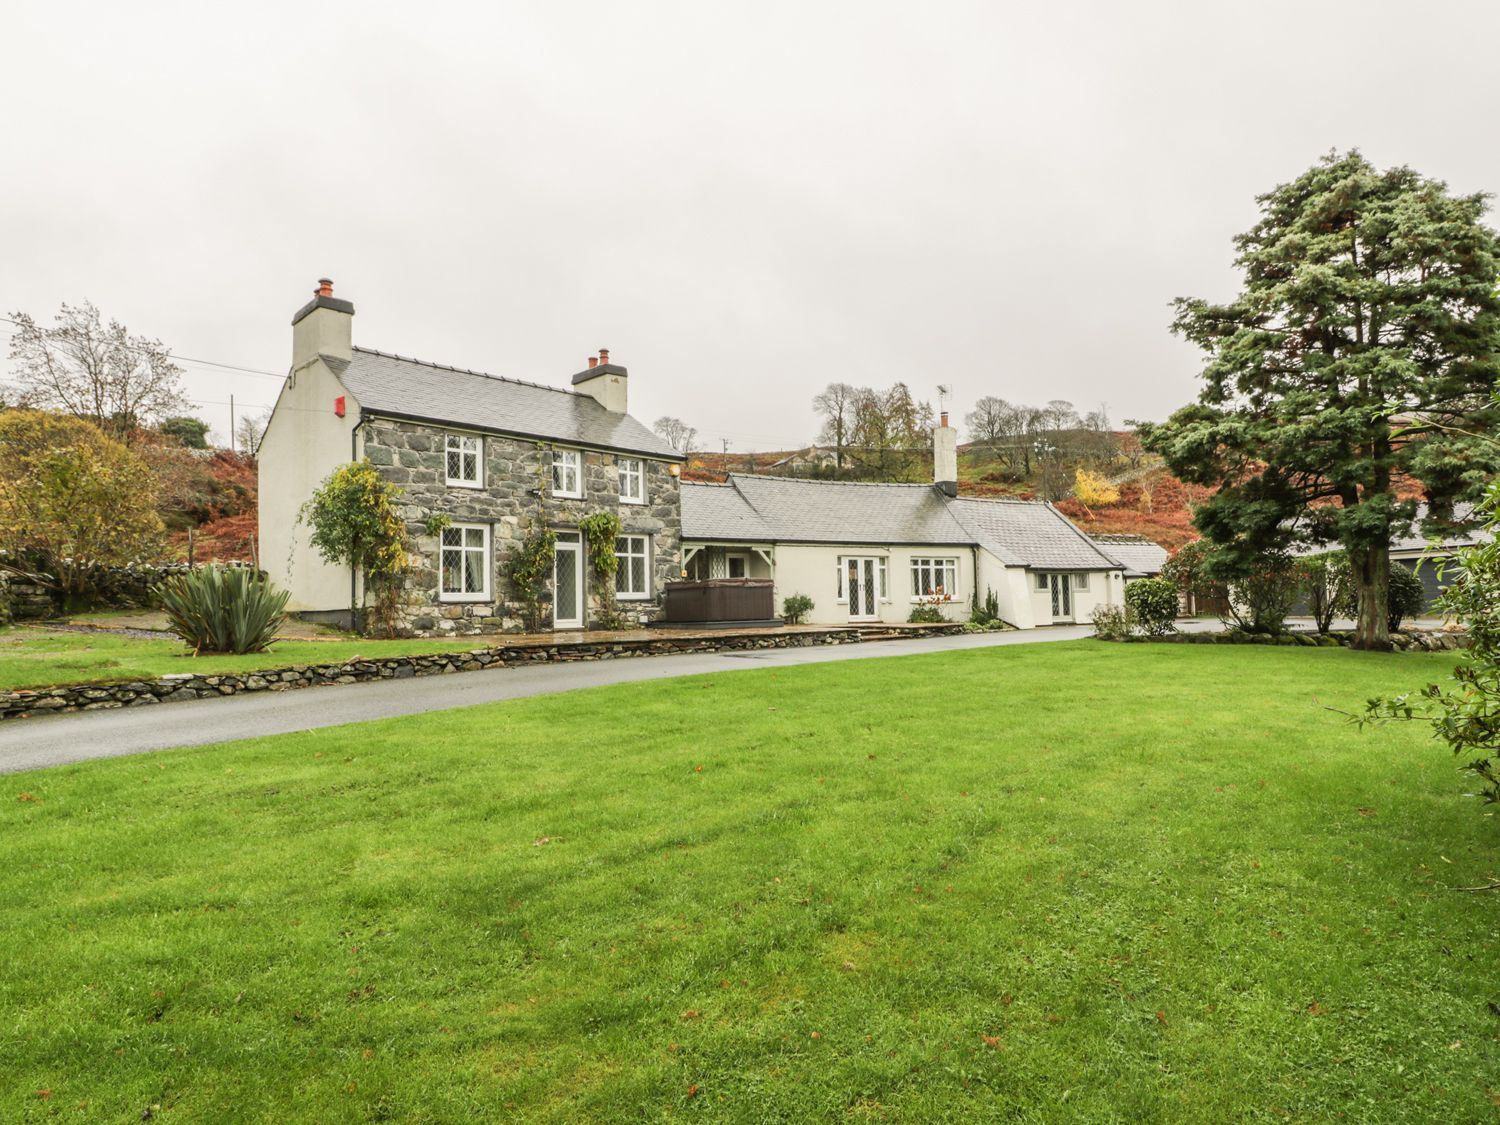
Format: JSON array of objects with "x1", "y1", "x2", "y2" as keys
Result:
[
  {"x1": 728, "y1": 473, "x2": 939, "y2": 489},
  {"x1": 1042, "y1": 500, "x2": 1124, "y2": 567},
  {"x1": 951, "y1": 495, "x2": 1051, "y2": 506},
  {"x1": 353, "y1": 346, "x2": 582, "y2": 399}
]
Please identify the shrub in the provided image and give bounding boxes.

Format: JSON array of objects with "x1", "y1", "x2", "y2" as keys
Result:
[
  {"x1": 908, "y1": 604, "x2": 946, "y2": 624},
  {"x1": 782, "y1": 594, "x2": 813, "y2": 625},
  {"x1": 300, "y1": 461, "x2": 409, "y2": 633},
  {"x1": 1228, "y1": 551, "x2": 1301, "y2": 635},
  {"x1": 159, "y1": 565, "x2": 289, "y2": 654},
  {"x1": 1124, "y1": 578, "x2": 1178, "y2": 636},
  {"x1": 1387, "y1": 564, "x2": 1425, "y2": 631},
  {"x1": 1091, "y1": 603, "x2": 1132, "y2": 642},
  {"x1": 970, "y1": 586, "x2": 1001, "y2": 626},
  {"x1": 1298, "y1": 550, "x2": 1351, "y2": 634},
  {"x1": 1364, "y1": 477, "x2": 1500, "y2": 818}
]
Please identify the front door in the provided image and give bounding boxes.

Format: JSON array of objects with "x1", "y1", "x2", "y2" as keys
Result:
[
  {"x1": 553, "y1": 533, "x2": 583, "y2": 629},
  {"x1": 1049, "y1": 573, "x2": 1073, "y2": 623},
  {"x1": 846, "y1": 557, "x2": 880, "y2": 622}
]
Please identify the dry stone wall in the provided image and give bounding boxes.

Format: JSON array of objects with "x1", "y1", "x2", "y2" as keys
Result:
[{"x1": 0, "y1": 624, "x2": 966, "y2": 720}]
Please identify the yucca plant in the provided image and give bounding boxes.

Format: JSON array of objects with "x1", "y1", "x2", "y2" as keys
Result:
[{"x1": 159, "y1": 565, "x2": 290, "y2": 654}]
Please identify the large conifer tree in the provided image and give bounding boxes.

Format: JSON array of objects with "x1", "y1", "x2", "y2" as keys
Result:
[{"x1": 1141, "y1": 151, "x2": 1500, "y2": 650}]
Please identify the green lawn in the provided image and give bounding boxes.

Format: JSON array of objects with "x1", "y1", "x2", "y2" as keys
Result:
[
  {"x1": 3, "y1": 643, "x2": 1497, "y2": 1122},
  {"x1": 0, "y1": 627, "x2": 497, "y2": 691}
]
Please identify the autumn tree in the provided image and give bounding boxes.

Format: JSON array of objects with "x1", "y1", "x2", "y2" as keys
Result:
[
  {"x1": 1072, "y1": 467, "x2": 1120, "y2": 519},
  {"x1": 0, "y1": 410, "x2": 163, "y2": 602},
  {"x1": 652, "y1": 416, "x2": 698, "y2": 454},
  {"x1": 6, "y1": 302, "x2": 187, "y2": 444},
  {"x1": 1140, "y1": 151, "x2": 1500, "y2": 650}
]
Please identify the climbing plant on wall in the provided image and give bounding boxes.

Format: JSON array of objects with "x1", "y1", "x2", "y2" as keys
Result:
[
  {"x1": 508, "y1": 454, "x2": 556, "y2": 633},
  {"x1": 578, "y1": 510, "x2": 625, "y2": 629}
]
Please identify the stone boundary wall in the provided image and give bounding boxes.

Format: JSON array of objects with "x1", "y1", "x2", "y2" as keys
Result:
[
  {"x1": 1117, "y1": 628, "x2": 1468, "y2": 651},
  {"x1": 0, "y1": 623, "x2": 967, "y2": 720},
  {"x1": 0, "y1": 562, "x2": 260, "y2": 621}
]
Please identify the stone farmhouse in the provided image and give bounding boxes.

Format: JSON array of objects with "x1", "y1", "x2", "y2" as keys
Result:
[
  {"x1": 259, "y1": 282, "x2": 684, "y2": 634},
  {"x1": 260, "y1": 280, "x2": 1140, "y2": 635}
]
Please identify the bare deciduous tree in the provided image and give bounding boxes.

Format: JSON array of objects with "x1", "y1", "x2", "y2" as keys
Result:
[
  {"x1": 7, "y1": 302, "x2": 186, "y2": 445},
  {"x1": 652, "y1": 416, "x2": 698, "y2": 454},
  {"x1": 812, "y1": 382, "x2": 858, "y2": 469},
  {"x1": 236, "y1": 409, "x2": 270, "y2": 456}
]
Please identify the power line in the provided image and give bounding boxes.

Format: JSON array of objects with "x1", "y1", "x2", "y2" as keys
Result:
[{"x1": 0, "y1": 315, "x2": 286, "y2": 380}]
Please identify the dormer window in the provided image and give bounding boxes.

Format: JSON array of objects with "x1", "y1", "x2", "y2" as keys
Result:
[
  {"x1": 619, "y1": 457, "x2": 645, "y2": 504},
  {"x1": 551, "y1": 448, "x2": 582, "y2": 498},
  {"x1": 445, "y1": 433, "x2": 483, "y2": 488}
]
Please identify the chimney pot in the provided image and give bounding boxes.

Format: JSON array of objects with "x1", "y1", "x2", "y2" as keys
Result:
[
  {"x1": 588, "y1": 356, "x2": 598, "y2": 368},
  {"x1": 316, "y1": 278, "x2": 334, "y2": 297},
  {"x1": 940, "y1": 410, "x2": 949, "y2": 427},
  {"x1": 599, "y1": 348, "x2": 610, "y2": 364}
]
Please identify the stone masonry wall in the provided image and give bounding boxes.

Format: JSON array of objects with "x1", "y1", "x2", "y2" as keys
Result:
[
  {"x1": 362, "y1": 419, "x2": 682, "y2": 637},
  {"x1": 0, "y1": 624, "x2": 966, "y2": 720}
]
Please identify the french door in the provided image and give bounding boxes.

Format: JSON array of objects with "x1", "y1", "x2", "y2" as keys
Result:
[
  {"x1": 1048, "y1": 573, "x2": 1073, "y2": 623},
  {"x1": 845, "y1": 556, "x2": 880, "y2": 622},
  {"x1": 553, "y1": 533, "x2": 584, "y2": 629}
]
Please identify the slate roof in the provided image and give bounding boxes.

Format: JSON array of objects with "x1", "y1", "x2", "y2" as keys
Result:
[
  {"x1": 949, "y1": 497, "x2": 1124, "y2": 571},
  {"x1": 335, "y1": 347, "x2": 682, "y2": 459},
  {"x1": 1390, "y1": 502, "x2": 1487, "y2": 553},
  {"x1": 680, "y1": 481, "x2": 774, "y2": 541},
  {"x1": 682, "y1": 476, "x2": 972, "y2": 544},
  {"x1": 681, "y1": 477, "x2": 1125, "y2": 570},
  {"x1": 1089, "y1": 534, "x2": 1169, "y2": 577}
]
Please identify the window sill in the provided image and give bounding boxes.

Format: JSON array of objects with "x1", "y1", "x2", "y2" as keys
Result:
[
  {"x1": 551, "y1": 491, "x2": 584, "y2": 501},
  {"x1": 617, "y1": 593, "x2": 651, "y2": 602},
  {"x1": 620, "y1": 497, "x2": 646, "y2": 506},
  {"x1": 445, "y1": 479, "x2": 484, "y2": 490},
  {"x1": 437, "y1": 594, "x2": 492, "y2": 604}
]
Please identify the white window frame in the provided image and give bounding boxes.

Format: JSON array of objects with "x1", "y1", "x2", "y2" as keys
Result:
[
  {"x1": 1036, "y1": 572, "x2": 1049, "y2": 591},
  {"x1": 551, "y1": 448, "x2": 583, "y2": 499},
  {"x1": 835, "y1": 555, "x2": 888, "y2": 604},
  {"x1": 615, "y1": 534, "x2": 650, "y2": 600},
  {"x1": 438, "y1": 523, "x2": 490, "y2": 602},
  {"x1": 618, "y1": 457, "x2": 646, "y2": 505},
  {"x1": 909, "y1": 557, "x2": 959, "y2": 601},
  {"x1": 1074, "y1": 572, "x2": 1090, "y2": 592},
  {"x1": 444, "y1": 432, "x2": 483, "y2": 488}
]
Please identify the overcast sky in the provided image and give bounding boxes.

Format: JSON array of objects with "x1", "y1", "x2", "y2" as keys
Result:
[{"x1": 4, "y1": 1, "x2": 1499, "y2": 449}]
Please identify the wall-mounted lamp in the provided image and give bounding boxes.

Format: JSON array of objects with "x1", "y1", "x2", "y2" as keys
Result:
[{"x1": 669, "y1": 464, "x2": 681, "y2": 478}]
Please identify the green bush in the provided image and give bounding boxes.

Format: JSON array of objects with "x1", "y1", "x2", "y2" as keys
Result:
[
  {"x1": 1388, "y1": 564, "x2": 1425, "y2": 631},
  {"x1": 782, "y1": 594, "x2": 814, "y2": 625},
  {"x1": 908, "y1": 604, "x2": 947, "y2": 624},
  {"x1": 1090, "y1": 603, "x2": 1132, "y2": 641},
  {"x1": 159, "y1": 565, "x2": 290, "y2": 654},
  {"x1": 970, "y1": 587, "x2": 1002, "y2": 626},
  {"x1": 1124, "y1": 578, "x2": 1178, "y2": 637}
]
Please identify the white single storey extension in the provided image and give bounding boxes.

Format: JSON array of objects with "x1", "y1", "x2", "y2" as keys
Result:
[{"x1": 680, "y1": 425, "x2": 1129, "y2": 629}]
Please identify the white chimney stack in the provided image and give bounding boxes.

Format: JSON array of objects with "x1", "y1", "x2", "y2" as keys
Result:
[
  {"x1": 933, "y1": 411, "x2": 958, "y2": 497},
  {"x1": 291, "y1": 277, "x2": 354, "y2": 372},
  {"x1": 571, "y1": 347, "x2": 627, "y2": 413}
]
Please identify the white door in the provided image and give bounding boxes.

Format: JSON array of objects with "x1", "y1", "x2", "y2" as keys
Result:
[
  {"x1": 1049, "y1": 573, "x2": 1073, "y2": 623},
  {"x1": 846, "y1": 557, "x2": 880, "y2": 622},
  {"x1": 553, "y1": 533, "x2": 584, "y2": 629}
]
